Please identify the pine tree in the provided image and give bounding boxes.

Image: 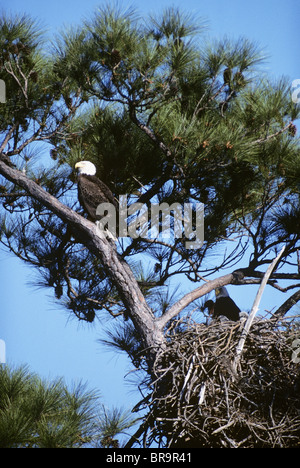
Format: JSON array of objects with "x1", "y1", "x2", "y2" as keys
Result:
[
  {"x1": 0, "y1": 364, "x2": 138, "y2": 448},
  {"x1": 0, "y1": 364, "x2": 98, "y2": 448},
  {"x1": 0, "y1": 6, "x2": 300, "y2": 447}
]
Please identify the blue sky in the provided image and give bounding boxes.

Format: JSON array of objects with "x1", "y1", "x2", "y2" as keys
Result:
[{"x1": 1, "y1": 0, "x2": 300, "y2": 420}]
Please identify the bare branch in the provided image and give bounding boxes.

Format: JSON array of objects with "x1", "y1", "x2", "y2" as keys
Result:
[
  {"x1": 156, "y1": 272, "x2": 237, "y2": 329},
  {"x1": 233, "y1": 245, "x2": 286, "y2": 371}
]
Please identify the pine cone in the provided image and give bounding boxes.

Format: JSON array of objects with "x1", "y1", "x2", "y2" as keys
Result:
[{"x1": 288, "y1": 122, "x2": 297, "y2": 137}]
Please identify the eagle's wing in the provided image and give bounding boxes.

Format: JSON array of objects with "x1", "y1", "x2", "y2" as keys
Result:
[
  {"x1": 214, "y1": 297, "x2": 240, "y2": 321},
  {"x1": 91, "y1": 176, "x2": 118, "y2": 208},
  {"x1": 78, "y1": 175, "x2": 118, "y2": 221}
]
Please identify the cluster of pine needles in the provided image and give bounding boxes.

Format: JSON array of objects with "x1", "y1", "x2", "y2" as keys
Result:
[{"x1": 142, "y1": 315, "x2": 300, "y2": 448}]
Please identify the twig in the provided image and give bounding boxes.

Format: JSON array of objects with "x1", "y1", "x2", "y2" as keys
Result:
[
  {"x1": 212, "y1": 419, "x2": 235, "y2": 435},
  {"x1": 0, "y1": 126, "x2": 17, "y2": 153},
  {"x1": 180, "y1": 355, "x2": 196, "y2": 401},
  {"x1": 251, "y1": 123, "x2": 291, "y2": 145},
  {"x1": 198, "y1": 383, "x2": 206, "y2": 406}
]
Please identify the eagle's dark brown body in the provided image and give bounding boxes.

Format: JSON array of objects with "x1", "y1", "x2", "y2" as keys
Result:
[{"x1": 77, "y1": 174, "x2": 118, "y2": 222}]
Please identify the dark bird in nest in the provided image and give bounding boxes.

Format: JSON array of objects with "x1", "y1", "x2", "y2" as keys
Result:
[
  {"x1": 202, "y1": 287, "x2": 240, "y2": 322},
  {"x1": 214, "y1": 287, "x2": 240, "y2": 321}
]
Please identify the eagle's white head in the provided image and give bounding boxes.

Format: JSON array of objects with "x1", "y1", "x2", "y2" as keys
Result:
[
  {"x1": 75, "y1": 161, "x2": 97, "y2": 176},
  {"x1": 215, "y1": 286, "x2": 229, "y2": 298}
]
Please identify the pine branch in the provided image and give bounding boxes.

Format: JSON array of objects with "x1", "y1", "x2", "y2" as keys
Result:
[
  {"x1": 251, "y1": 122, "x2": 291, "y2": 145},
  {"x1": 128, "y1": 105, "x2": 173, "y2": 159}
]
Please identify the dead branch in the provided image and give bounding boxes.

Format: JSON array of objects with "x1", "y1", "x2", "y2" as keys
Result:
[{"x1": 233, "y1": 245, "x2": 286, "y2": 370}]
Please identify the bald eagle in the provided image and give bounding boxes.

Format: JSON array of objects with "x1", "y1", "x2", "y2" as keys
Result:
[
  {"x1": 214, "y1": 287, "x2": 240, "y2": 321},
  {"x1": 75, "y1": 161, "x2": 118, "y2": 221}
]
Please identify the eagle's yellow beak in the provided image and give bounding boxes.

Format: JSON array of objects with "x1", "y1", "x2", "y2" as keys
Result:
[{"x1": 75, "y1": 162, "x2": 83, "y2": 169}]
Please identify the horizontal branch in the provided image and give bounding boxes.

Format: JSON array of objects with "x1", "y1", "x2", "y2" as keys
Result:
[
  {"x1": 156, "y1": 272, "x2": 236, "y2": 329},
  {"x1": 156, "y1": 258, "x2": 295, "y2": 329},
  {"x1": 246, "y1": 270, "x2": 300, "y2": 280}
]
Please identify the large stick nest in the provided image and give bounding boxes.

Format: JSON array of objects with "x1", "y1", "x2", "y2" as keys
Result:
[{"x1": 143, "y1": 315, "x2": 300, "y2": 448}]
